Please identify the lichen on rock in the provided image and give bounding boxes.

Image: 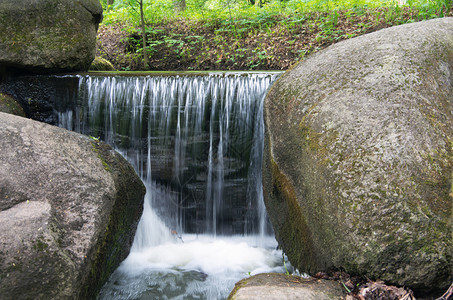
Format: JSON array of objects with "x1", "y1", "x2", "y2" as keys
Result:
[{"x1": 263, "y1": 17, "x2": 453, "y2": 293}]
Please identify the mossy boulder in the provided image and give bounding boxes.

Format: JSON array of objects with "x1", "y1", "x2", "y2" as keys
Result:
[
  {"x1": 263, "y1": 17, "x2": 453, "y2": 293},
  {"x1": 89, "y1": 56, "x2": 115, "y2": 71},
  {"x1": 0, "y1": 0, "x2": 103, "y2": 74},
  {"x1": 0, "y1": 93, "x2": 25, "y2": 117},
  {"x1": 0, "y1": 112, "x2": 146, "y2": 299}
]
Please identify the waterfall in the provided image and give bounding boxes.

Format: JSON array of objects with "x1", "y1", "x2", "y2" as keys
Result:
[
  {"x1": 62, "y1": 73, "x2": 278, "y2": 238},
  {"x1": 53, "y1": 72, "x2": 286, "y2": 299}
]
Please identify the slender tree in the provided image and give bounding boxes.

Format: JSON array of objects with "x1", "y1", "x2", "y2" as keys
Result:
[
  {"x1": 138, "y1": 0, "x2": 149, "y2": 69},
  {"x1": 173, "y1": 0, "x2": 186, "y2": 12},
  {"x1": 124, "y1": 0, "x2": 149, "y2": 68}
]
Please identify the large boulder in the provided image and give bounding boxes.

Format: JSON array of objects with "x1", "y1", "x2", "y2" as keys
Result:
[
  {"x1": 0, "y1": 0, "x2": 103, "y2": 75},
  {"x1": 263, "y1": 17, "x2": 453, "y2": 293},
  {"x1": 0, "y1": 112, "x2": 145, "y2": 299}
]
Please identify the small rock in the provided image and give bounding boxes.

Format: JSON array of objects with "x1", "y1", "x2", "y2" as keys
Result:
[
  {"x1": 228, "y1": 273, "x2": 346, "y2": 300},
  {"x1": 89, "y1": 56, "x2": 115, "y2": 71}
]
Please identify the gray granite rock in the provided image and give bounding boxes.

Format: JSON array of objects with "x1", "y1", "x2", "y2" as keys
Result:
[
  {"x1": 263, "y1": 18, "x2": 453, "y2": 292},
  {"x1": 228, "y1": 273, "x2": 346, "y2": 300},
  {"x1": 0, "y1": 0, "x2": 102, "y2": 74},
  {"x1": 0, "y1": 112, "x2": 145, "y2": 299}
]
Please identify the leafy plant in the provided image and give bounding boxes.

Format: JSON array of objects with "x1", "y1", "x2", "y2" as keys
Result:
[
  {"x1": 282, "y1": 252, "x2": 290, "y2": 276},
  {"x1": 98, "y1": 0, "x2": 451, "y2": 71}
]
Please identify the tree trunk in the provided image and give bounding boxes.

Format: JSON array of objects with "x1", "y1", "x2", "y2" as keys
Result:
[
  {"x1": 107, "y1": 0, "x2": 114, "y2": 10},
  {"x1": 173, "y1": 0, "x2": 186, "y2": 13},
  {"x1": 139, "y1": 0, "x2": 149, "y2": 69}
]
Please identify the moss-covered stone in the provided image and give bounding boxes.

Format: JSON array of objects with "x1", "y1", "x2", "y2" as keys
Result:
[
  {"x1": 89, "y1": 56, "x2": 115, "y2": 71},
  {"x1": 263, "y1": 18, "x2": 453, "y2": 293},
  {"x1": 0, "y1": 93, "x2": 25, "y2": 117},
  {"x1": 0, "y1": 0, "x2": 103, "y2": 74},
  {"x1": 81, "y1": 139, "x2": 146, "y2": 299}
]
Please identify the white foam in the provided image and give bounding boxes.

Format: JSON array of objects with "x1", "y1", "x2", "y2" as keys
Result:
[
  {"x1": 121, "y1": 235, "x2": 282, "y2": 276},
  {"x1": 99, "y1": 235, "x2": 285, "y2": 300}
]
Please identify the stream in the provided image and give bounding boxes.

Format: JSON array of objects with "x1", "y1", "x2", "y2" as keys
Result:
[{"x1": 3, "y1": 71, "x2": 290, "y2": 299}]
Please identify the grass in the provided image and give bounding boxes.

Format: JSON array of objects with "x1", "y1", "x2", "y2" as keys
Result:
[{"x1": 96, "y1": 0, "x2": 452, "y2": 71}]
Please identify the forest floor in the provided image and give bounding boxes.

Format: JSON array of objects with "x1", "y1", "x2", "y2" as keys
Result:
[{"x1": 96, "y1": 6, "x2": 452, "y2": 71}]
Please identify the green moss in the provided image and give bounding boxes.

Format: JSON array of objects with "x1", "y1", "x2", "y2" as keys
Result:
[
  {"x1": 90, "y1": 139, "x2": 112, "y2": 172},
  {"x1": 33, "y1": 236, "x2": 49, "y2": 252},
  {"x1": 80, "y1": 139, "x2": 145, "y2": 299},
  {"x1": 89, "y1": 56, "x2": 115, "y2": 71},
  {"x1": 227, "y1": 278, "x2": 249, "y2": 300},
  {"x1": 298, "y1": 117, "x2": 338, "y2": 166},
  {"x1": 415, "y1": 143, "x2": 453, "y2": 219},
  {"x1": 0, "y1": 93, "x2": 26, "y2": 117},
  {"x1": 0, "y1": 0, "x2": 99, "y2": 72},
  {"x1": 269, "y1": 158, "x2": 318, "y2": 273}
]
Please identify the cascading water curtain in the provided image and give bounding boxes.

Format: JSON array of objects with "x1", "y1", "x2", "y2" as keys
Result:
[{"x1": 59, "y1": 73, "x2": 278, "y2": 237}]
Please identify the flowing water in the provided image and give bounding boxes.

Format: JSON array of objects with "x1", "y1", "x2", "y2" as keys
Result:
[{"x1": 9, "y1": 72, "x2": 287, "y2": 299}]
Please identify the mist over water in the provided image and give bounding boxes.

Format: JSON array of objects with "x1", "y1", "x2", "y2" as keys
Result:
[{"x1": 55, "y1": 72, "x2": 285, "y2": 299}]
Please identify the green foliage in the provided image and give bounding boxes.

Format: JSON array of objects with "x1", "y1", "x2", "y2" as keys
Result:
[
  {"x1": 282, "y1": 252, "x2": 290, "y2": 275},
  {"x1": 98, "y1": 0, "x2": 451, "y2": 71},
  {"x1": 102, "y1": 0, "x2": 451, "y2": 25}
]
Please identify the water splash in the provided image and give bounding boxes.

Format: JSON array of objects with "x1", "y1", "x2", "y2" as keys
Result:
[
  {"x1": 98, "y1": 235, "x2": 284, "y2": 300},
  {"x1": 56, "y1": 72, "x2": 284, "y2": 299}
]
